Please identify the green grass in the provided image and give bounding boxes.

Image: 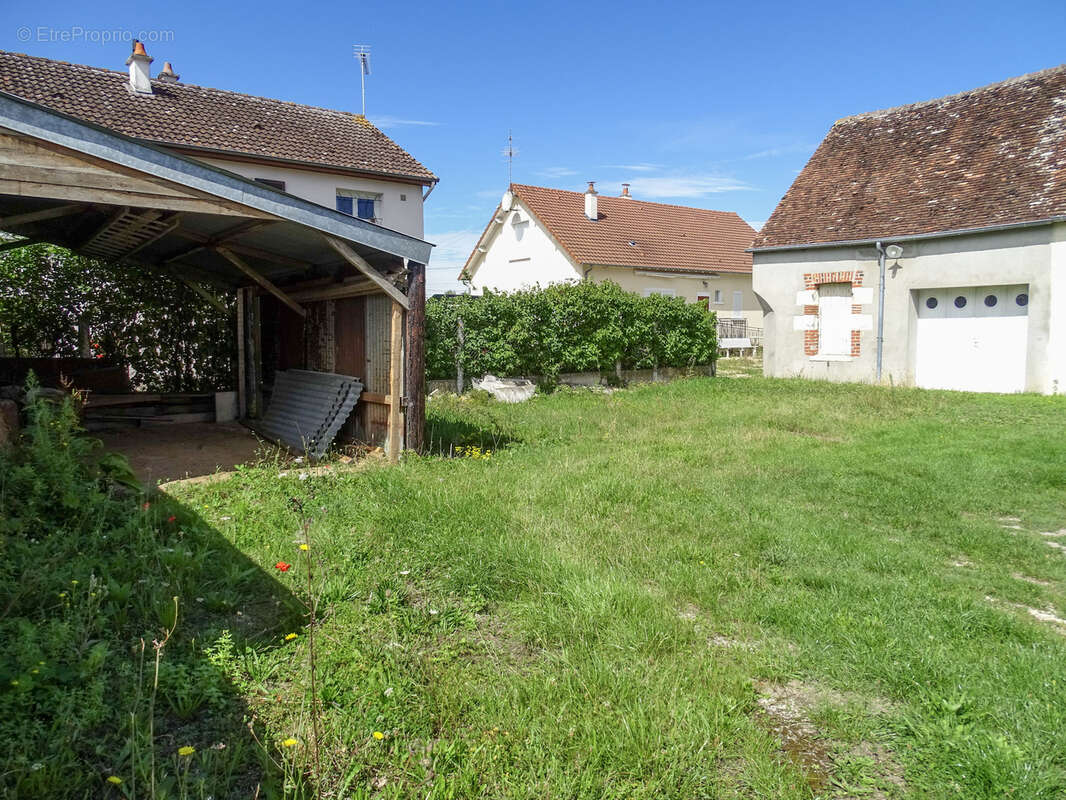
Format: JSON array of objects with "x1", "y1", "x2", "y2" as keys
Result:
[{"x1": 8, "y1": 376, "x2": 1066, "y2": 797}]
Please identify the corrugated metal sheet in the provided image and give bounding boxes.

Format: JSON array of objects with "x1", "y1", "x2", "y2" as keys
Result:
[{"x1": 257, "y1": 369, "x2": 363, "y2": 458}]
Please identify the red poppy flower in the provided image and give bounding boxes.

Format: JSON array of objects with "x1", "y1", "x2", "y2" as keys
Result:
[
  {"x1": 167, "y1": 515, "x2": 176, "y2": 523},
  {"x1": 275, "y1": 561, "x2": 292, "y2": 572},
  {"x1": 142, "y1": 502, "x2": 150, "y2": 511}
]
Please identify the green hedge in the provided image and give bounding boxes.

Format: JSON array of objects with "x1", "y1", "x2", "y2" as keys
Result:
[{"x1": 426, "y1": 281, "x2": 717, "y2": 381}]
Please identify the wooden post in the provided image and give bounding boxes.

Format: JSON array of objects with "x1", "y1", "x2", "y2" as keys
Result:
[
  {"x1": 250, "y1": 294, "x2": 262, "y2": 417},
  {"x1": 387, "y1": 301, "x2": 404, "y2": 462},
  {"x1": 236, "y1": 288, "x2": 246, "y2": 418},
  {"x1": 456, "y1": 316, "x2": 465, "y2": 394},
  {"x1": 404, "y1": 261, "x2": 426, "y2": 453}
]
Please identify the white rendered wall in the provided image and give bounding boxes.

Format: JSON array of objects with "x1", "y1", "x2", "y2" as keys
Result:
[
  {"x1": 196, "y1": 156, "x2": 426, "y2": 239},
  {"x1": 1049, "y1": 222, "x2": 1066, "y2": 394},
  {"x1": 467, "y1": 204, "x2": 583, "y2": 293}
]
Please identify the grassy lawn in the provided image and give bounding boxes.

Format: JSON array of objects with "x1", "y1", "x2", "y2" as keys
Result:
[{"x1": 6, "y1": 376, "x2": 1066, "y2": 797}]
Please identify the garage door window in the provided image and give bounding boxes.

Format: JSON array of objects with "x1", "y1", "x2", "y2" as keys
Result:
[{"x1": 817, "y1": 283, "x2": 853, "y2": 357}]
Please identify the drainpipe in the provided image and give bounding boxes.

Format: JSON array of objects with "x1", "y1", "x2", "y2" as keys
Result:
[{"x1": 875, "y1": 240, "x2": 886, "y2": 382}]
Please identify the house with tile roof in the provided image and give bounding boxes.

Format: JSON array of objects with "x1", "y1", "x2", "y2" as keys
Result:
[
  {"x1": 461, "y1": 183, "x2": 760, "y2": 332},
  {"x1": 751, "y1": 65, "x2": 1066, "y2": 394},
  {"x1": 0, "y1": 45, "x2": 437, "y2": 238}
]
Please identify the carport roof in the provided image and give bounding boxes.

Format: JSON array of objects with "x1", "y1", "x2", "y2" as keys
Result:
[{"x1": 0, "y1": 88, "x2": 433, "y2": 292}]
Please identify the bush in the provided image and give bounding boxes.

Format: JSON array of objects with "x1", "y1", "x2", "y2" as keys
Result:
[{"x1": 426, "y1": 281, "x2": 717, "y2": 381}]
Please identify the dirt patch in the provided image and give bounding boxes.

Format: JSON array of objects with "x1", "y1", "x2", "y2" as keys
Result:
[
  {"x1": 1013, "y1": 573, "x2": 1053, "y2": 587},
  {"x1": 755, "y1": 680, "x2": 903, "y2": 796},
  {"x1": 99, "y1": 422, "x2": 278, "y2": 485},
  {"x1": 1040, "y1": 529, "x2": 1066, "y2": 538},
  {"x1": 951, "y1": 557, "x2": 974, "y2": 568}
]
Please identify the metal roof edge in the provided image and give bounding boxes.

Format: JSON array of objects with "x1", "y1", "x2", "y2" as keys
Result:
[
  {"x1": 0, "y1": 90, "x2": 434, "y2": 265},
  {"x1": 748, "y1": 216, "x2": 1066, "y2": 254}
]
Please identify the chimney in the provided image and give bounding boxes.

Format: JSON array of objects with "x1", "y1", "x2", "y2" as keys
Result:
[
  {"x1": 584, "y1": 181, "x2": 598, "y2": 220},
  {"x1": 126, "y1": 40, "x2": 154, "y2": 94},
  {"x1": 158, "y1": 61, "x2": 180, "y2": 83},
  {"x1": 620, "y1": 183, "x2": 631, "y2": 199}
]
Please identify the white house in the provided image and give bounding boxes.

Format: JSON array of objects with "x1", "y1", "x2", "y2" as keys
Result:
[
  {"x1": 0, "y1": 47, "x2": 437, "y2": 238},
  {"x1": 461, "y1": 183, "x2": 760, "y2": 332},
  {"x1": 751, "y1": 66, "x2": 1066, "y2": 394}
]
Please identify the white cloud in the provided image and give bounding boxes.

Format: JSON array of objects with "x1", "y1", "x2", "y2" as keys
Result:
[
  {"x1": 740, "y1": 143, "x2": 815, "y2": 161},
  {"x1": 624, "y1": 175, "x2": 752, "y2": 199},
  {"x1": 369, "y1": 116, "x2": 441, "y2": 129},
  {"x1": 604, "y1": 163, "x2": 660, "y2": 172},
  {"x1": 537, "y1": 166, "x2": 578, "y2": 178},
  {"x1": 424, "y1": 229, "x2": 481, "y2": 295}
]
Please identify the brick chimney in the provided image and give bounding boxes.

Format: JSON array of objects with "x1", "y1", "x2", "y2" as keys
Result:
[
  {"x1": 620, "y1": 183, "x2": 632, "y2": 199},
  {"x1": 157, "y1": 61, "x2": 180, "y2": 83},
  {"x1": 584, "y1": 181, "x2": 598, "y2": 220},
  {"x1": 126, "y1": 40, "x2": 154, "y2": 94}
]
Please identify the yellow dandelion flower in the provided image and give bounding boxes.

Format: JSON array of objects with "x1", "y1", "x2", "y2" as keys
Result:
[
  {"x1": 107, "y1": 776, "x2": 123, "y2": 785},
  {"x1": 299, "y1": 544, "x2": 309, "y2": 551},
  {"x1": 282, "y1": 738, "x2": 298, "y2": 748},
  {"x1": 372, "y1": 731, "x2": 384, "y2": 740},
  {"x1": 284, "y1": 632, "x2": 298, "y2": 641},
  {"x1": 178, "y1": 745, "x2": 196, "y2": 757}
]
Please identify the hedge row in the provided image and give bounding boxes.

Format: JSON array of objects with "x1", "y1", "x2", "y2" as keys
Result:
[{"x1": 426, "y1": 281, "x2": 717, "y2": 381}]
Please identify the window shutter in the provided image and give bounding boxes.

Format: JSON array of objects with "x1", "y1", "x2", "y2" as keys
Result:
[
  {"x1": 357, "y1": 198, "x2": 375, "y2": 219},
  {"x1": 335, "y1": 195, "x2": 353, "y2": 215}
]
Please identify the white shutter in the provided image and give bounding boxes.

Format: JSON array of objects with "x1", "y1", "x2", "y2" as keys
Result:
[{"x1": 817, "y1": 283, "x2": 852, "y2": 356}]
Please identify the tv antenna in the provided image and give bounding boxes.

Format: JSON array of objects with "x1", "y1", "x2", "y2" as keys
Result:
[
  {"x1": 353, "y1": 44, "x2": 371, "y2": 116},
  {"x1": 502, "y1": 130, "x2": 518, "y2": 184}
]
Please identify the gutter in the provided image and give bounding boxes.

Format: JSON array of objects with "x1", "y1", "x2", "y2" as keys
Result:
[{"x1": 747, "y1": 215, "x2": 1066, "y2": 254}]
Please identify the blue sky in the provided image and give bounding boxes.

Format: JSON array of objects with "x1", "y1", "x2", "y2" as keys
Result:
[{"x1": 1, "y1": 0, "x2": 1064, "y2": 293}]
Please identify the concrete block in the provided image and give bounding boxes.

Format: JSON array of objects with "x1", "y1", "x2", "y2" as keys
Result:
[
  {"x1": 793, "y1": 315, "x2": 819, "y2": 331},
  {"x1": 215, "y1": 391, "x2": 238, "y2": 422},
  {"x1": 796, "y1": 289, "x2": 818, "y2": 305}
]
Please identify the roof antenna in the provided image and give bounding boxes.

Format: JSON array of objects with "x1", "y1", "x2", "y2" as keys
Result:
[
  {"x1": 502, "y1": 130, "x2": 518, "y2": 184},
  {"x1": 353, "y1": 44, "x2": 371, "y2": 116}
]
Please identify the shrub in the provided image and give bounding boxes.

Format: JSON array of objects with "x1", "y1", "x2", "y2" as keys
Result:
[{"x1": 426, "y1": 281, "x2": 717, "y2": 381}]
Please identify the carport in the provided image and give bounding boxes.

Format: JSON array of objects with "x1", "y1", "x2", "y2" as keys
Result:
[{"x1": 0, "y1": 89, "x2": 430, "y2": 460}]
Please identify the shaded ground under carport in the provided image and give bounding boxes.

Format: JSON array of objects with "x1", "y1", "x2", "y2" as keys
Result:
[{"x1": 97, "y1": 422, "x2": 280, "y2": 486}]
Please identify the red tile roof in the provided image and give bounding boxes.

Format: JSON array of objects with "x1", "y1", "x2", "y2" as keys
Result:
[
  {"x1": 470, "y1": 184, "x2": 754, "y2": 276},
  {"x1": 0, "y1": 50, "x2": 436, "y2": 184},
  {"x1": 754, "y1": 65, "x2": 1066, "y2": 249}
]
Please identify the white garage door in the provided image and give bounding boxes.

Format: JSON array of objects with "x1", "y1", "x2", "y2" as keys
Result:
[{"x1": 915, "y1": 285, "x2": 1029, "y2": 393}]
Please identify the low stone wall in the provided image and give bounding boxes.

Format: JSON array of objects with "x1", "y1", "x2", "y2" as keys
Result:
[{"x1": 427, "y1": 364, "x2": 714, "y2": 395}]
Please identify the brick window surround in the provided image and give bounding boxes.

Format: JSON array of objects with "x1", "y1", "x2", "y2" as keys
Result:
[{"x1": 803, "y1": 271, "x2": 865, "y2": 357}]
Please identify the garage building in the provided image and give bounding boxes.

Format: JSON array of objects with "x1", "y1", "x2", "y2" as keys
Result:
[{"x1": 751, "y1": 65, "x2": 1066, "y2": 394}]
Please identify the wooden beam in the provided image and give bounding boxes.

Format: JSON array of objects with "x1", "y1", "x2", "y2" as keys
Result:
[
  {"x1": 286, "y1": 278, "x2": 377, "y2": 303},
  {"x1": 236, "y1": 288, "x2": 247, "y2": 419},
  {"x1": 120, "y1": 215, "x2": 182, "y2": 261},
  {"x1": 162, "y1": 219, "x2": 274, "y2": 264},
  {"x1": 323, "y1": 235, "x2": 409, "y2": 310},
  {"x1": 80, "y1": 206, "x2": 130, "y2": 249},
  {"x1": 388, "y1": 300, "x2": 404, "y2": 463},
  {"x1": 0, "y1": 203, "x2": 82, "y2": 229},
  {"x1": 404, "y1": 260, "x2": 426, "y2": 453},
  {"x1": 0, "y1": 237, "x2": 42, "y2": 252},
  {"x1": 170, "y1": 268, "x2": 229, "y2": 314},
  {"x1": 172, "y1": 227, "x2": 306, "y2": 269},
  {"x1": 215, "y1": 246, "x2": 306, "y2": 318}
]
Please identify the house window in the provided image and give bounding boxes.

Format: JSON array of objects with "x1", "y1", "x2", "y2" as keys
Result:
[
  {"x1": 817, "y1": 282, "x2": 853, "y2": 357},
  {"x1": 644, "y1": 288, "x2": 675, "y2": 297},
  {"x1": 336, "y1": 190, "x2": 380, "y2": 221},
  {"x1": 714, "y1": 289, "x2": 723, "y2": 304},
  {"x1": 254, "y1": 178, "x2": 286, "y2": 191}
]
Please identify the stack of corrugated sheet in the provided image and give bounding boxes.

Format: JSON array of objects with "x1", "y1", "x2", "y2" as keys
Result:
[{"x1": 258, "y1": 369, "x2": 363, "y2": 458}]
